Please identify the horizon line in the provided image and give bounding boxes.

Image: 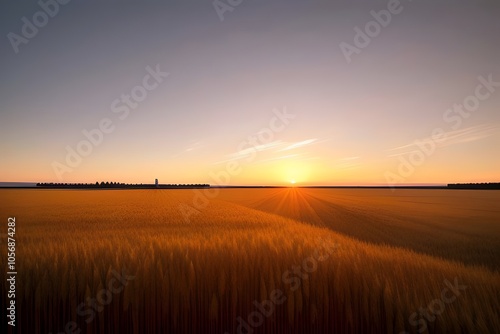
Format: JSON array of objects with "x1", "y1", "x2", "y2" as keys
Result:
[{"x1": 2, "y1": 181, "x2": 500, "y2": 189}]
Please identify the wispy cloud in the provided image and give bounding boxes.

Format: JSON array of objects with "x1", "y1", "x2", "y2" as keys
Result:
[
  {"x1": 228, "y1": 140, "x2": 285, "y2": 158},
  {"x1": 438, "y1": 124, "x2": 499, "y2": 147},
  {"x1": 387, "y1": 124, "x2": 499, "y2": 156},
  {"x1": 279, "y1": 138, "x2": 318, "y2": 151},
  {"x1": 169, "y1": 140, "x2": 206, "y2": 159},
  {"x1": 212, "y1": 138, "x2": 321, "y2": 165}
]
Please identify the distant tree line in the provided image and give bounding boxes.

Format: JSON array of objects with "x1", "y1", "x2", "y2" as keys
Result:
[
  {"x1": 448, "y1": 183, "x2": 500, "y2": 190},
  {"x1": 36, "y1": 182, "x2": 210, "y2": 189},
  {"x1": 37, "y1": 182, "x2": 124, "y2": 188}
]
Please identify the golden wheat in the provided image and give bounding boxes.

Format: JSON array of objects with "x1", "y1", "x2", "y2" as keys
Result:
[{"x1": 0, "y1": 189, "x2": 499, "y2": 334}]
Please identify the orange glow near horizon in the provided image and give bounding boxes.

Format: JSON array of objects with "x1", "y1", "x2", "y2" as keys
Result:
[{"x1": 2, "y1": 153, "x2": 499, "y2": 186}]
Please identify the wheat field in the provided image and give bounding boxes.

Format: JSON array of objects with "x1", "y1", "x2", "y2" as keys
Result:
[{"x1": 0, "y1": 188, "x2": 499, "y2": 334}]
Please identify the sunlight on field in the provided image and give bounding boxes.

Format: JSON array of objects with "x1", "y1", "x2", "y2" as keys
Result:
[
  {"x1": 218, "y1": 188, "x2": 500, "y2": 270},
  {"x1": 0, "y1": 189, "x2": 499, "y2": 333}
]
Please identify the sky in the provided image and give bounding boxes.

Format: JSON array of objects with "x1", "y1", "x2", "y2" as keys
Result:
[{"x1": 1, "y1": 0, "x2": 499, "y2": 186}]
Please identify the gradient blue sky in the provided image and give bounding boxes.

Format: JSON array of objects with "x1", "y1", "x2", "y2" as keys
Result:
[{"x1": 1, "y1": 0, "x2": 499, "y2": 185}]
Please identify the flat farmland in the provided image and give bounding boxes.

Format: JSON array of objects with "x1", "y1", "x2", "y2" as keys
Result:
[
  {"x1": 0, "y1": 188, "x2": 499, "y2": 334},
  {"x1": 217, "y1": 188, "x2": 500, "y2": 271}
]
